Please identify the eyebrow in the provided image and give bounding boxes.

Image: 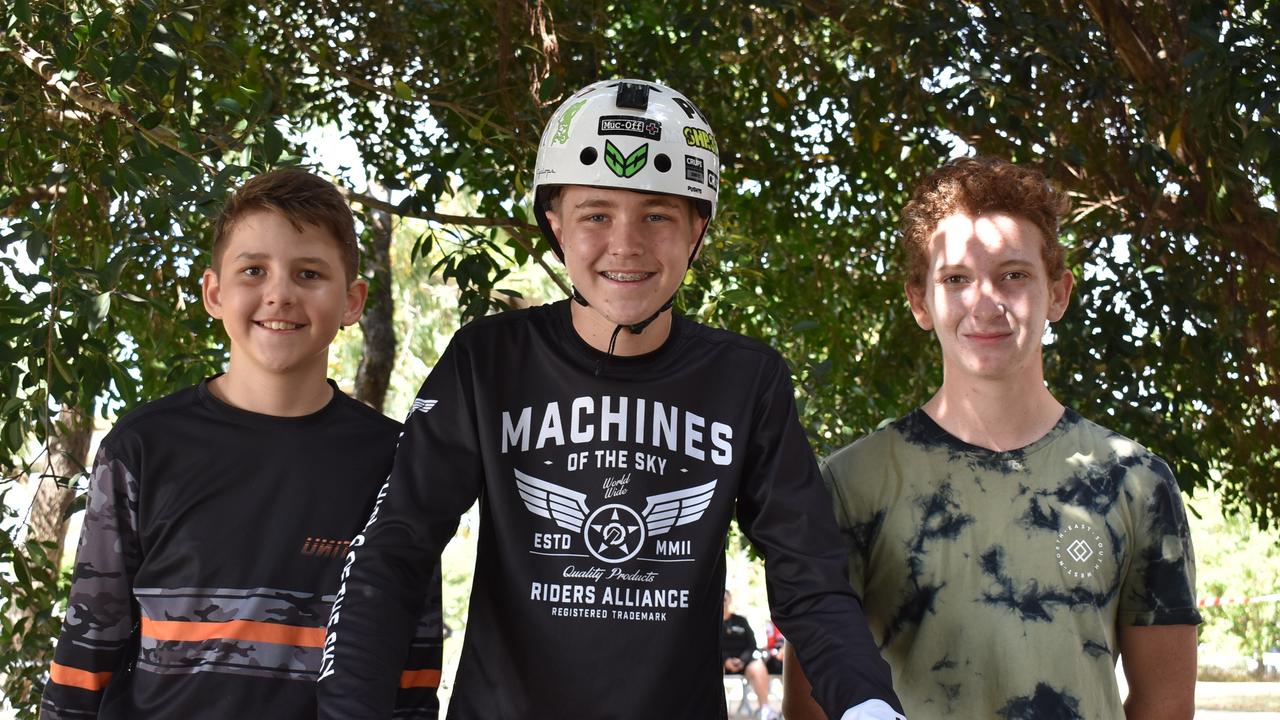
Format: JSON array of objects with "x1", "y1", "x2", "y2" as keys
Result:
[
  {"x1": 232, "y1": 251, "x2": 332, "y2": 264},
  {"x1": 571, "y1": 197, "x2": 681, "y2": 210}
]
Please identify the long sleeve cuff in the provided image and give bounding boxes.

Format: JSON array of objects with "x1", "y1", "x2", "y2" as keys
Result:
[{"x1": 841, "y1": 699, "x2": 907, "y2": 720}]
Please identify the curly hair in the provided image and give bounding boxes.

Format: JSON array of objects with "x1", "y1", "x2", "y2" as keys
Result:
[
  {"x1": 213, "y1": 168, "x2": 359, "y2": 282},
  {"x1": 900, "y1": 157, "x2": 1069, "y2": 287}
]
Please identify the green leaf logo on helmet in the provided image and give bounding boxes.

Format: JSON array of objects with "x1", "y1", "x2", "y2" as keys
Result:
[
  {"x1": 604, "y1": 141, "x2": 649, "y2": 179},
  {"x1": 551, "y1": 99, "x2": 589, "y2": 146}
]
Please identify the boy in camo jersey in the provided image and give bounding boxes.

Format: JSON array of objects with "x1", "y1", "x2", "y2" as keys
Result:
[
  {"x1": 785, "y1": 157, "x2": 1200, "y2": 719},
  {"x1": 41, "y1": 169, "x2": 442, "y2": 719}
]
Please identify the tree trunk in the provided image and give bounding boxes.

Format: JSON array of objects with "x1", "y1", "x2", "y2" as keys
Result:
[
  {"x1": 26, "y1": 403, "x2": 93, "y2": 567},
  {"x1": 355, "y1": 208, "x2": 395, "y2": 413}
]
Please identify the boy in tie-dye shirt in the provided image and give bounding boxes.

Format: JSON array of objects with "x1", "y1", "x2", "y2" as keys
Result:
[{"x1": 785, "y1": 157, "x2": 1200, "y2": 719}]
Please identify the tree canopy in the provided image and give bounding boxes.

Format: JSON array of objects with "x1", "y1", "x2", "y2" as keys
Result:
[{"x1": 2, "y1": 0, "x2": 1277, "y2": 714}]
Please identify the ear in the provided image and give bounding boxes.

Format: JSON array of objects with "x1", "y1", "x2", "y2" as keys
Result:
[
  {"x1": 544, "y1": 208, "x2": 567, "y2": 264},
  {"x1": 905, "y1": 281, "x2": 934, "y2": 331},
  {"x1": 342, "y1": 278, "x2": 369, "y2": 327},
  {"x1": 202, "y1": 268, "x2": 224, "y2": 320},
  {"x1": 688, "y1": 216, "x2": 709, "y2": 262},
  {"x1": 1046, "y1": 268, "x2": 1074, "y2": 322}
]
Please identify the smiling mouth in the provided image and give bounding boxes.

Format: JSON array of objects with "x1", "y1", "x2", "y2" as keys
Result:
[
  {"x1": 600, "y1": 271, "x2": 655, "y2": 282},
  {"x1": 256, "y1": 320, "x2": 305, "y2": 330}
]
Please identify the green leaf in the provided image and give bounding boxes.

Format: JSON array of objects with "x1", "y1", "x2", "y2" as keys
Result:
[
  {"x1": 152, "y1": 42, "x2": 177, "y2": 59},
  {"x1": 89, "y1": 292, "x2": 111, "y2": 332},
  {"x1": 51, "y1": 352, "x2": 75, "y2": 385},
  {"x1": 109, "y1": 53, "x2": 138, "y2": 84},
  {"x1": 393, "y1": 79, "x2": 414, "y2": 100},
  {"x1": 262, "y1": 123, "x2": 284, "y2": 163},
  {"x1": 215, "y1": 97, "x2": 244, "y2": 115}
]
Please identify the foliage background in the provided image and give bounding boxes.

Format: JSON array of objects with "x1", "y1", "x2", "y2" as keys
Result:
[{"x1": 2, "y1": 0, "x2": 1277, "y2": 715}]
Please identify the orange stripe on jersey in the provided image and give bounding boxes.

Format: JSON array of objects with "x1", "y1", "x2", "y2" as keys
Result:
[
  {"x1": 141, "y1": 618, "x2": 326, "y2": 647},
  {"x1": 399, "y1": 668, "x2": 442, "y2": 688},
  {"x1": 50, "y1": 662, "x2": 112, "y2": 691}
]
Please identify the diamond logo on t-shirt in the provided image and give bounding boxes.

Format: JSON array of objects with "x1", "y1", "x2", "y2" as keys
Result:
[{"x1": 1056, "y1": 522, "x2": 1105, "y2": 579}]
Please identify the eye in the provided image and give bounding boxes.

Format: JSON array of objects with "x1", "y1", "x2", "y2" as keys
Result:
[
  {"x1": 241, "y1": 266, "x2": 264, "y2": 277},
  {"x1": 646, "y1": 213, "x2": 670, "y2": 223},
  {"x1": 941, "y1": 274, "x2": 969, "y2": 285},
  {"x1": 299, "y1": 269, "x2": 322, "y2": 280},
  {"x1": 582, "y1": 213, "x2": 608, "y2": 224},
  {"x1": 1003, "y1": 270, "x2": 1030, "y2": 281}
]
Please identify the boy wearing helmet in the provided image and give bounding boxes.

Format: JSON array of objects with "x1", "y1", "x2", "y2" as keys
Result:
[{"x1": 317, "y1": 80, "x2": 903, "y2": 720}]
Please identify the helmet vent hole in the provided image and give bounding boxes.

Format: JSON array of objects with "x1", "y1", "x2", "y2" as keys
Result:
[
  {"x1": 654, "y1": 154, "x2": 671, "y2": 173},
  {"x1": 579, "y1": 147, "x2": 598, "y2": 165}
]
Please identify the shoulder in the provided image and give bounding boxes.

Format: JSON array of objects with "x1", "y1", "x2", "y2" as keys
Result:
[
  {"x1": 331, "y1": 390, "x2": 401, "y2": 434},
  {"x1": 1064, "y1": 411, "x2": 1175, "y2": 484},
  {"x1": 450, "y1": 304, "x2": 546, "y2": 346},
  {"x1": 102, "y1": 384, "x2": 204, "y2": 448},
  {"x1": 677, "y1": 316, "x2": 783, "y2": 365},
  {"x1": 823, "y1": 415, "x2": 911, "y2": 478}
]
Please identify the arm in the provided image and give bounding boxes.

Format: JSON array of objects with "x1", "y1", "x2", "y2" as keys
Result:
[
  {"x1": 391, "y1": 565, "x2": 446, "y2": 717},
  {"x1": 318, "y1": 341, "x2": 482, "y2": 719},
  {"x1": 1120, "y1": 624, "x2": 1196, "y2": 719},
  {"x1": 784, "y1": 647, "x2": 905, "y2": 720},
  {"x1": 1115, "y1": 457, "x2": 1201, "y2": 720},
  {"x1": 782, "y1": 644, "x2": 826, "y2": 720},
  {"x1": 736, "y1": 360, "x2": 902, "y2": 718},
  {"x1": 40, "y1": 444, "x2": 143, "y2": 719}
]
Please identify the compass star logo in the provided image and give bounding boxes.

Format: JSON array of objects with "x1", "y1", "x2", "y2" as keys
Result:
[
  {"x1": 514, "y1": 468, "x2": 717, "y2": 564},
  {"x1": 585, "y1": 505, "x2": 645, "y2": 562}
]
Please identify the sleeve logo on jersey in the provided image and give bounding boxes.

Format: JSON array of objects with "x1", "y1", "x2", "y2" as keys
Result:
[
  {"x1": 407, "y1": 398, "x2": 437, "y2": 419},
  {"x1": 516, "y1": 468, "x2": 715, "y2": 563}
]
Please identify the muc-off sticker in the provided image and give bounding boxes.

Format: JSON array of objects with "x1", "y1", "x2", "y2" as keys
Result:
[
  {"x1": 599, "y1": 116, "x2": 662, "y2": 141},
  {"x1": 684, "y1": 155, "x2": 705, "y2": 183},
  {"x1": 707, "y1": 171, "x2": 718, "y2": 191}
]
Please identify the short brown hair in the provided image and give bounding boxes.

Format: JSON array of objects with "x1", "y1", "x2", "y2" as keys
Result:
[
  {"x1": 213, "y1": 168, "x2": 359, "y2": 282},
  {"x1": 900, "y1": 157, "x2": 1069, "y2": 287}
]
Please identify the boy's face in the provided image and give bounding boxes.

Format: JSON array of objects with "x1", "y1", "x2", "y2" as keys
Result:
[
  {"x1": 202, "y1": 209, "x2": 366, "y2": 381},
  {"x1": 545, "y1": 185, "x2": 704, "y2": 331},
  {"x1": 906, "y1": 211, "x2": 1072, "y2": 386}
]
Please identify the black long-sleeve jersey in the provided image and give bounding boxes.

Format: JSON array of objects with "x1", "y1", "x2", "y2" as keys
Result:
[
  {"x1": 41, "y1": 379, "x2": 442, "y2": 719},
  {"x1": 319, "y1": 301, "x2": 900, "y2": 719}
]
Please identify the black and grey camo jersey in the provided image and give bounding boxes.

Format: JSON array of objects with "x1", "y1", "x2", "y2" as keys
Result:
[
  {"x1": 318, "y1": 300, "x2": 902, "y2": 720},
  {"x1": 823, "y1": 408, "x2": 1201, "y2": 718},
  {"x1": 41, "y1": 379, "x2": 443, "y2": 720}
]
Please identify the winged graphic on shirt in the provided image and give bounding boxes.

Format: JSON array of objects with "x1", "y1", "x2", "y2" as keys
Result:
[{"x1": 514, "y1": 468, "x2": 717, "y2": 563}]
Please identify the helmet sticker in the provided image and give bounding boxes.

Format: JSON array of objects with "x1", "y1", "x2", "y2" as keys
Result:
[
  {"x1": 552, "y1": 99, "x2": 589, "y2": 145},
  {"x1": 604, "y1": 141, "x2": 649, "y2": 179},
  {"x1": 683, "y1": 127, "x2": 717, "y2": 156},
  {"x1": 598, "y1": 116, "x2": 663, "y2": 141},
  {"x1": 707, "y1": 171, "x2": 718, "y2": 190},
  {"x1": 654, "y1": 154, "x2": 671, "y2": 173},
  {"x1": 671, "y1": 96, "x2": 709, "y2": 124},
  {"x1": 684, "y1": 156, "x2": 705, "y2": 183}
]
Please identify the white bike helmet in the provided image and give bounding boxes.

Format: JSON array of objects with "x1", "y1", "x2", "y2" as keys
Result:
[{"x1": 532, "y1": 79, "x2": 720, "y2": 264}]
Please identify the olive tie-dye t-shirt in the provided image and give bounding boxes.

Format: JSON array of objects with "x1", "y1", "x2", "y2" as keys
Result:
[{"x1": 823, "y1": 408, "x2": 1200, "y2": 719}]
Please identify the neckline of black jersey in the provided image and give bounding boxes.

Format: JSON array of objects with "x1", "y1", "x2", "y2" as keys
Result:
[
  {"x1": 197, "y1": 375, "x2": 345, "y2": 427},
  {"x1": 902, "y1": 406, "x2": 1081, "y2": 459},
  {"x1": 551, "y1": 299, "x2": 686, "y2": 372}
]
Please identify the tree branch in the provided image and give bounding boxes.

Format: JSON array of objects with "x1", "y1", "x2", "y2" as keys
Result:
[
  {"x1": 9, "y1": 36, "x2": 216, "y2": 174},
  {"x1": 1081, "y1": 0, "x2": 1165, "y2": 90},
  {"x1": 339, "y1": 188, "x2": 569, "y2": 296},
  {"x1": 260, "y1": 4, "x2": 529, "y2": 146}
]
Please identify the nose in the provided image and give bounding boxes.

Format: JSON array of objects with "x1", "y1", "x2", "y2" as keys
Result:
[
  {"x1": 971, "y1": 280, "x2": 1006, "y2": 321},
  {"x1": 263, "y1": 272, "x2": 296, "y2": 306},
  {"x1": 607, "y1": 219, "x2": 645, "y2": 257}
]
